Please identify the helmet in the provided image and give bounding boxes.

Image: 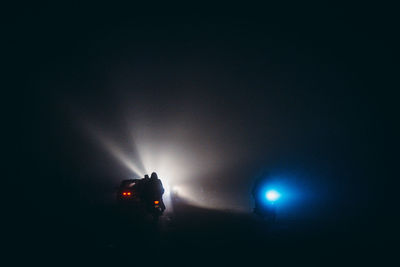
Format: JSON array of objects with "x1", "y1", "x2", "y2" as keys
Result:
[{"x1": 150, "y1": 172, "x2": 158, "y2": 179}]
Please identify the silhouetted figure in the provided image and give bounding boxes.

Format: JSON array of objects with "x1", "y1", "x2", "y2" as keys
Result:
[
  {"x1": 142, "y1": 174, "x2": 150, "y2": 189},
  {"x1": 136, "y1": 174, "x2": 150, "y2": 200},
  {"x1": 143, "y1": 172, "x2": 166, "y2": 211}
]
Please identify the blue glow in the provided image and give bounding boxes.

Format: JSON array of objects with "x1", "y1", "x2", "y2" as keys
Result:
[
  {"x1": 266, "y1": 190, "x2": 280, "y2": 202},
  {"x1": 257, "y1": 177, "x2": 296, "y2": 207},
  {"x1": 253, "y1": 170, "x2": 314, "y2": 220}
]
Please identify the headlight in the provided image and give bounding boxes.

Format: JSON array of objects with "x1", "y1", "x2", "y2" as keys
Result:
[{"x1": 266, "y1": 190, "x2": 280, "y2": 201}]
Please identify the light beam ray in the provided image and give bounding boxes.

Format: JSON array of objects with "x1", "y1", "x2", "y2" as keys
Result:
[{"x1": 84, "y1": 123, "x2": 145, "y2": 177}]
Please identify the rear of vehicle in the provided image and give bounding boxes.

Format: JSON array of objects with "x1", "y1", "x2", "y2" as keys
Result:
[
  {"x1": 116, "y1": 178, "x2": 165, "y2": 223},
  {"x1": 117, "y1": 179, "x2": 142, "y2": 206}
]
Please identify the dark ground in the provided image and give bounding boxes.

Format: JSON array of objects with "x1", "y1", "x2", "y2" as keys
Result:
[{"x1": 21, "y1": 191, "x2": 388, "y2": 265}]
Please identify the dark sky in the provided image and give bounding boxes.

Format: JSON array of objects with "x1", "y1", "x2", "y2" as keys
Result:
[{"x1": 7, "y1": 3, "x2": 396, "y2": 228}]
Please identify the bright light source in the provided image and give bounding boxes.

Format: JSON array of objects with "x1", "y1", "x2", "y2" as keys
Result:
[
  {"x1": 127, "y1": 192, "x2": 131, "y2": 196},
  {"x1": 266, "y1": 190, "x2": 280, "y2": 202},
  {"x1": 154, "y1": 200, "x2": 159, "y2": 204},
  {"x1": 171, "y1": 186, "x2": 180, "y2": 195},
  {"x1": 122, "y1": 192, "x2": 127, "y2": 196}
]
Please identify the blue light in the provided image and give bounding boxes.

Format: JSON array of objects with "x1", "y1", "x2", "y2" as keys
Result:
[{"x1": 266, "y1": 190, "x2": 280, "y2": 202}]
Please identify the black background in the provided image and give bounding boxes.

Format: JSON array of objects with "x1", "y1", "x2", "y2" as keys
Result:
[{"x1": 4, "y1": 2, "x2": 397, "y2": 264}]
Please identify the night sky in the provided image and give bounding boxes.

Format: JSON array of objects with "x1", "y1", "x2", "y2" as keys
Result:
[{"x1": 6, "y1": 3, "x2": 396, "y2": 262}]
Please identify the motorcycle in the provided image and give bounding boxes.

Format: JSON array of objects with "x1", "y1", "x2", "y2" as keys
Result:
[
  {"x1": 116, "y1": 179, "x2": 165, "y2": 223},
  {"x1": 146, "y1": 199, "x2": 164, "y2": 223}
]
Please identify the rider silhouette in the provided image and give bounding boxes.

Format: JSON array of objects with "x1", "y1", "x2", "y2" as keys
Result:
[{"x1": 143, "y1": 172, "x2": 165, "y2": 211}]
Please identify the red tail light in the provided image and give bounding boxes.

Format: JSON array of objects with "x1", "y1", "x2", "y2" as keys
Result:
[
  {"x1": 154, "y1": 200, "x2": 159, "y2": 204},
  {"x1": 127, "y1": 192, "x2": 131, "y2": 196},
  {"x1": 122, "y1": 192, "x2": 127, "y2": 196},
  {"x1": 122, "y1": 192, "x2": 131, "y2": 196}
]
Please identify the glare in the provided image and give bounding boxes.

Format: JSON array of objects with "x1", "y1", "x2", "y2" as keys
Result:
[
  {"x1": 84, "y1": 118, "x2": 233, "y2": 211},
  {"x1": 171, "y1": 186, "x2": 180, "y2": 194},
  {"x1": 87, "y1": 126, "x2": 144, "y2": 177},
  {"x1": 132, "y1": 137, "x2": 202, "y2": 210},
  {"x1": 266, "y1": 190, "x2": 280, "y2": 202}
]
